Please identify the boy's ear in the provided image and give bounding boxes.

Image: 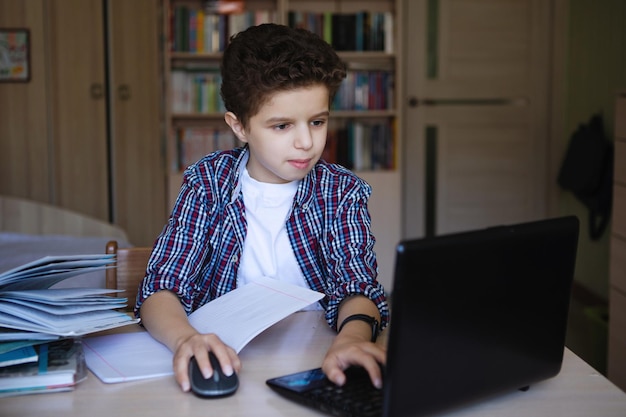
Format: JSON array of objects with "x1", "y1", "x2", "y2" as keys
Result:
[{"x1": 224, "y1": 112, "x2": 248, "y2": 143}]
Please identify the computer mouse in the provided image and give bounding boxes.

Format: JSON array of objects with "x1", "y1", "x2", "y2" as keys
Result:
[{"x1": 189, "y1": 351, "x2": 239, "y2": 398}]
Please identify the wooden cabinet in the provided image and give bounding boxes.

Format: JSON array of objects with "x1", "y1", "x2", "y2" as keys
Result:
[
  {"x1": 162, "y1": 0, "x2": 403, "y2": 290},
  {"x1": 107, "y1": 0, "x2": 167, "y2": 247},
  {"x1": 47, "y1": 0, "x2": 110, "y2": 221},
  {"x1": 608, "y1": 91, "x2": 626, "y2": 392},
  {"x1": 0, "y1": 0, "x2": 109, "y2": 218},
  {"x1": 0, "y1": 0, "x2": 166, "y2": 246}
]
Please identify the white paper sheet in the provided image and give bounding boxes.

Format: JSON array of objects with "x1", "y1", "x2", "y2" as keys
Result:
[
  {"x1": 0, "y1": 286, "x2": 135, "y2": 334},
  {"x1": 0, "y1": 254, "x2": 115, "y2": 280},
  {"x1": 83, "y1": 332, "x2": 173, "y2": 383},
  {"x1": 84, "y1": 276, "x2": 325, "y2": 383},
  {"x1": 187, "y1": 276, "x2": 325, "y2": 352}
]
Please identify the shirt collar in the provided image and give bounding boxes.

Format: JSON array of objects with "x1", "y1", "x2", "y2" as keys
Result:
[
  {"x1": 231, "y1": 145, "x2": 317, "y2": 211},
  {"x1": 295, "y1": 164, "x2": 317, "y2": 212},
  {"x1": 230, "y1": 146, "x2": 249, "y2": 204}
]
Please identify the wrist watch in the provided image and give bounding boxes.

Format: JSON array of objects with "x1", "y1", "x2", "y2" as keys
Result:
[{"x1": 338, "y1": 314, "x2": 379, "y2": 342}]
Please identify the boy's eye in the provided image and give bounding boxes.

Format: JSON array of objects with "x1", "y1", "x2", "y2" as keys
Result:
[
  {"x1": 274, "y1": 123, "x2": 289, "y2": 130},
  {"x1": 311, "y1": 120, "x2": 326, "y2": 127}
]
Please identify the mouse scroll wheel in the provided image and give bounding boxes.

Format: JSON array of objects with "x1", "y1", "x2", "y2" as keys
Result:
[{"x1": 213, "y1": 371, "x2": 220, "y2": 382}]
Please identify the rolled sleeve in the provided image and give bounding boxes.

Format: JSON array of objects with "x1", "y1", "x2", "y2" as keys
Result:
[
  {"x1": 135, "y1": 169, "x2": 216, "y2": 317},
  {"x1": 324, "y1": 179, "x2": 389, "y2": 329}
]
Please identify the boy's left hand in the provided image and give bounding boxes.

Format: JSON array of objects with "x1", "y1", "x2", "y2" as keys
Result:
[{"x1": 321, "y1": 329, "x2": 386, "y2": 389}]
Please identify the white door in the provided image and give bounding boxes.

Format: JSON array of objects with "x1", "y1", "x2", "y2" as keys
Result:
[{"x1": 402, "y1": 0, "x2": 552, "y2": 237}]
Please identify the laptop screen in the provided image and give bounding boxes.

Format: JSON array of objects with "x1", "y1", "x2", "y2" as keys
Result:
[{"x1": 383, "y1": 216, "x2": 579, "y2": 417}]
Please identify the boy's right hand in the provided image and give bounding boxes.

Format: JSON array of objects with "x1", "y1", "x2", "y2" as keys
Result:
[
  {"x1": 138, "y1": 291, "x2": 241, "y2": 392},
  {"x1": 173, "y1": 332, "x2": 241, "y2": 392}
]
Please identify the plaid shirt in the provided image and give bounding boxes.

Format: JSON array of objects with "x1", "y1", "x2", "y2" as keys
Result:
[{"x1": 136, "y1": 146, "x2": 389, "y2": 329}]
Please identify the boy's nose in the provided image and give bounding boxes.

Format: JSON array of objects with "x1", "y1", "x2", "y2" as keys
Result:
[{"x1": 295, "y1": 127, "x2": 314, "y2": 149}]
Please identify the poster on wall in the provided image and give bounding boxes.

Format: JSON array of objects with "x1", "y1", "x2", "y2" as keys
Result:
[{"x1": 0, "y1": 28, "x2": 30, "y2": 82}]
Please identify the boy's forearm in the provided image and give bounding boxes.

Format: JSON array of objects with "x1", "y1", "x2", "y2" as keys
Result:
[
  {"x1": 336, "y1": 295, "x2": 381, "y2": 341},
  {"x1": 140, "y1": 290, "x2": 198, "y2": 353}
]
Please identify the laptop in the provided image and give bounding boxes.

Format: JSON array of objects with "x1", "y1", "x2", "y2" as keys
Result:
[{"x1": 266, "y1": 216, "x2": 579, "y2": 417}]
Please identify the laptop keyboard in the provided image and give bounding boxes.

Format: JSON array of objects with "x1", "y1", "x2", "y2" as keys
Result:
[{"x1": 302, "y1": 367, "x2": 383, "y2": 417}]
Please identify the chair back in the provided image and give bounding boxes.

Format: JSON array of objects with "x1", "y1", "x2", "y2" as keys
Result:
[{"x1": 105, "y1": 241, "x2": 152, "y2": 311}]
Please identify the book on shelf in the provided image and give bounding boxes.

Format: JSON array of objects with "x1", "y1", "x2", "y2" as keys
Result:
[
  {"x1": 170, "y1": 3, "x2": 276, "y2": 53},
  {"x1": 176, "y1": 126, "x2": 237, "y2": 169},
  {"x1": 333, "y1": 70, "x2": 395, "y2": 112},
  {"x1": 288, "y1": 10, "x2": 394, "y2": 53},
  {"x1": 331, "y1": 13, "x2": 357, "y2": 51},
  {"x1": 0, "y1": 338, "x2": 87, "y2": 397},
  {"x1": 0, "y1": 254, "x2": 140, "y2": 339},
  {"x1": 171, "y1": 66, "x2": 225, "y2": 114},
  {"x1": 323, "y1": 120, "x2": 395, "y2": 171}
]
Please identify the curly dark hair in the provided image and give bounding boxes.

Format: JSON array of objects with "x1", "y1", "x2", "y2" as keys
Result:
[{"x1": 220, "y1": 23, "x2": 347, "y2": 128}]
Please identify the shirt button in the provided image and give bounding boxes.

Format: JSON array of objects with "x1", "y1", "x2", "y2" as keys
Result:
[
  {"x1": 232, "y1": 254, "x2": 238, "y2": 263},
  {"x1": 302, "y1": 203, "x2": 309, "y2": 210}
]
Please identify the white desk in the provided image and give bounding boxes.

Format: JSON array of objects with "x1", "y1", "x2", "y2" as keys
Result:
[{"x1": 1, "y1": 311, "x2": 626, "y2": 417}]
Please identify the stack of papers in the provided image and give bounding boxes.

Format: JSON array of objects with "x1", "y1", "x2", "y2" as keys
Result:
[
  {"x1": 0, "y1": 254, "x2": 140, "y2": 397},
  {"x1": 0, "y1": 288, "x2": 134, "y2": 336},
  {"x1": 0, "y1": 255, "x2": 139, "y2": 338},
  {"x1": 0, "y1": 254, "x2": 116, "y2": 291}
]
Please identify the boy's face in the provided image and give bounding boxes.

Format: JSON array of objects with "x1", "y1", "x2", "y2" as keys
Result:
[{"x1": 226, "y1": 85, "x2": 330, "y2": 184}]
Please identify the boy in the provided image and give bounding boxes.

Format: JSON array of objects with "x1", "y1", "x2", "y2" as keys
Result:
[{"x1": 136, "y1": 23, "x2": 390, "y2": 393}]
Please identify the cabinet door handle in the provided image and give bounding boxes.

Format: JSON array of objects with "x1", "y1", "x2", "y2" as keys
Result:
[
  {"x1": 118, "y1": 84, "x2": 131, "y2": 101},
  {"x1": 407, "y1": 97, "x2": 435, "y2": 107},
  {"x1": 90, "y1": 83, "x2": 104, "y2": 99}
]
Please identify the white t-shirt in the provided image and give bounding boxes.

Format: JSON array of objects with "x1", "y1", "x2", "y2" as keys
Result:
[{"x1": 237, "y1": 169, "x2": 322, "y2": 311}]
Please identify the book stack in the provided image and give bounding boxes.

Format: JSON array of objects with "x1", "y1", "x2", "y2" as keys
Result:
[
  {"x1": 0, "y1": 338, "x2": 86, "y2": 397},
  {"x1": 0, "y1": 255, "x2": 140, "y2": 396}
]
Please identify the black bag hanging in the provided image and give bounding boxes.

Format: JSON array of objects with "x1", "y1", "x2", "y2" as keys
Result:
[{"x1": 557, "y1": 114, "x2": 614, "y2": 240}]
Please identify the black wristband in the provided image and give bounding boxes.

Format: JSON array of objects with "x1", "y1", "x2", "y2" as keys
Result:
[{"x1": 338, "y1": 314, "x2": 379, "y2": 342}]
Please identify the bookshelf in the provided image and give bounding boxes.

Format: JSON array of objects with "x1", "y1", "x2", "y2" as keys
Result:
[{"x1": 162, "y1": 0, "x2": 403, "y2": 290}]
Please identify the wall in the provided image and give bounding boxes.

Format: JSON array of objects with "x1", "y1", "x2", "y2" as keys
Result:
[{"x1": 560, "y1": 0, "x2": 626, "y2": 300}]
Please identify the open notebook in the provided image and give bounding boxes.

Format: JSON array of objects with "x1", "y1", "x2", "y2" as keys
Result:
[{"x1": 267, "y1": 216, "x2": 579, "y2": 417}]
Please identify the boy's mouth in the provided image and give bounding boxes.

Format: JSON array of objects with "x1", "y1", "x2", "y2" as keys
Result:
[{"x1": 289, "y1": 159, "x2": 311, "y2": 170}]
